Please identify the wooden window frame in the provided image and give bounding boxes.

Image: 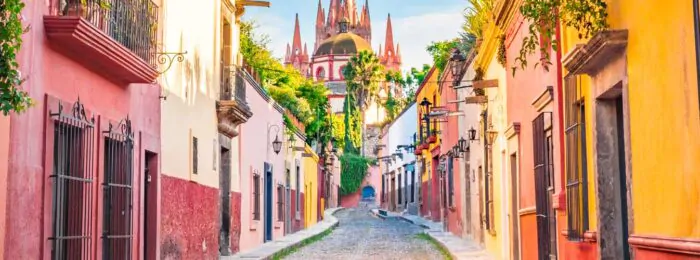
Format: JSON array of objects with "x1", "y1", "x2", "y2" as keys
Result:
[
  {"x1": 564, "y1": 75, "x2": 590, "y2": 241},
  {"x1": 252, "y1": 173, "x2": 260, "y2": 220}
]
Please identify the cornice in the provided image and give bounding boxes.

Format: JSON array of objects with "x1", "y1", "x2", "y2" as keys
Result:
[
  {"x1": 531, "y1": 86, "x2": 554, "y2": 112},
  {"x1": 562, "y1": 29, "x2": 628, "y2": 75}
]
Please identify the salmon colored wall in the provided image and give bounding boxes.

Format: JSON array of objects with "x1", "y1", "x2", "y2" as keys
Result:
[
  {"x1": 519, "y1": 213, "x2": 539, "y2": 260},
  {"x1": 0, "y1": 116, "x2": 9, "y2": 257},
  {"x1": 556, "y1": 213, "x2": 598, "y2": 259}
]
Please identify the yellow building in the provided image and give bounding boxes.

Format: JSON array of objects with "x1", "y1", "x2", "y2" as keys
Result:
[
  {"x1": 473, "y1": 10, "x2": 510, "y2": 258},
  {"x1": 303, "y1": 144, "x2": 320, "y2": 227},
  {"x1": 414, "y1": 67, "x2": 441, "y2": 220},
  {"x1": 559, "y1": 0, "x2": 700, "y2": 258}
]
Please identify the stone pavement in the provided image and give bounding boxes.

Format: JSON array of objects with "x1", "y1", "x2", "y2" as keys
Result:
[
  {"x1": 284, "y1": 207, "x2": 446, "y2": 260},
  {"x1": 224, "y1": 208, "x2": 344, "y2": 260},
  {"x1": 372, "y1": 209, "x2": 493, "y2": 260}
]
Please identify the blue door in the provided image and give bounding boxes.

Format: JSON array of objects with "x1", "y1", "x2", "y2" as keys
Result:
[
  {"x1": 361, "y1": 186, "x2": 375, "y2": 200},
  {"x1": 264, "y1": 163, "x2": 273, "y2": 242}
]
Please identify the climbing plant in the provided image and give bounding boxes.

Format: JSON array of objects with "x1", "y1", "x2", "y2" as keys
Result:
[
  {"x1": 1, "y1": 0, "x2": 33, "y2": 115},
  {"x1": 513, "y1": 0, "x2": 608, "y2": 74},
  {"x1": 497, "y1": 34, "x2": 507, "y2": 67},
  {"x1": 339, "y1": 152, "x2": 371, "y2": 195}
]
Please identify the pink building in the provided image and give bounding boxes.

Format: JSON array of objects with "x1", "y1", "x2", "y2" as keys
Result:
[
  {"x1": 1, "y1": 0, "x2": 161, "y2": 258},
  {"x1": 238, "y1": 78, "x2": 287, "y2": 251}
]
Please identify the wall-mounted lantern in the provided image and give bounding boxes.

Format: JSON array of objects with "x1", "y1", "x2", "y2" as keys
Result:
[
  {"x1": 449, "y1": 49, "x2": 466, "y2": 87},
  {"x1": 272, "y1": 135, "x2": 282, "y2": 154},
  {"x1": 468, "y1": 127, "x2": 479, "y2": 142}
]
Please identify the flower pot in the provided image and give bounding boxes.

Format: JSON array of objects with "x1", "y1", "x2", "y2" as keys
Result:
[
  {"x1": 64, "y1": 2, "x2": 86, "y2": 17},
  {"x1": 428, "y1": 135, "x2": 438, "y2": 144}
]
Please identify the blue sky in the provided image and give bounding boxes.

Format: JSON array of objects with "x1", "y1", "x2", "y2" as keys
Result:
[{"x1": 243, "y1": 0, "x2": 467, "y2": 71}]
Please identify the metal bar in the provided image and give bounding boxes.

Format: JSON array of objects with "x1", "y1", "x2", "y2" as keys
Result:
[{"x1": 694, "y1": 0, "x2": 700, "y2": 114}]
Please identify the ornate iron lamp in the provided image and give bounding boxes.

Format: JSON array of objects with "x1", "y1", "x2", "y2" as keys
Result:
[
  {"x1": 272, "y1": 135, "x2": 282, "y2": 154},
  {"x1": 420, "y1": 97, "x2": 432, "y2": 138},
  {"x1": 458, "y1": 137, "x2": 469, "y2": 152},
  {"x1": 486, "y1": 124, "x2": 498, "y2": 146},
  {"x1": 449, "y1": 49, "x2": 466, "y2": 86},
  {"x1": 468, "y1": 126, "x2": 478, "y2": 142}
]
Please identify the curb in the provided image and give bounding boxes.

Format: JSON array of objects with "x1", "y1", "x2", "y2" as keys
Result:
[{"x1": 225, "y1": 207, "x2": 345, "y2": 260}]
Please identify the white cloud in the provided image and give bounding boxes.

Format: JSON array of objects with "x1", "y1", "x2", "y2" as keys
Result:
[
  {"x1": 243, "y1": 12, "x2": 290, "y2": 59},
  {"x1": 373, "y1": 11, "x2": 463, "y2": 72}
]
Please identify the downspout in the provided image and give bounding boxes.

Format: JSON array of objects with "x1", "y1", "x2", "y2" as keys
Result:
[
  {"x1": 694, "y1": 0, "x2": 700, "y2": 113},
  {"x1": 554, "y1": 11, "x2": 567, "y2": 208},
  {"x1": 482, "y1": 108, "x2": 489, "y2": 230}
]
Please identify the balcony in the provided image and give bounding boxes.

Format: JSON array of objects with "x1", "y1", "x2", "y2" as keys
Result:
[
  {"x1": 217, "y1": 64, "x2": 253, "y2": 138},
  {"x1": 44, "y1": 0, "x2": 159, "y2": 84}
]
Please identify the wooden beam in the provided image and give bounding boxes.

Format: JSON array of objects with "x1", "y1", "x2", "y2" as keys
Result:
[
  {"x1": 465, "y1": 96, "x2": 487, "y2": 104},
  {"x1": 472, "y1": 79, "x2": 499, "y2": 89},
  {"x1": 240, "y1": 0, "x2": 270, "y2": 7}
]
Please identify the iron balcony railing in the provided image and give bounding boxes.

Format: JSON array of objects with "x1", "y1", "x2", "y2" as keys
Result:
[
  {"x1": 55, "y1": 0, "x2": 158, "y2": 67},
  {"x1": 220, "y1": 64, "x2": 248, "y2": 105}
]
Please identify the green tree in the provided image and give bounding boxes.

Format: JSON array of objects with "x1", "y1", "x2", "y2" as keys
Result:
[
  {"x1": 462, "y1": 0, "x2": 495, "y2": 40},
  {"x1": 426, "y1": 40, "x2": 459, "y2": 76},
  {"x1": 342, "y1": 50, "x2": 384, "y2": 155},
  {"x1": 1, "y1": 0, "x2": 32, "y2": 115}
]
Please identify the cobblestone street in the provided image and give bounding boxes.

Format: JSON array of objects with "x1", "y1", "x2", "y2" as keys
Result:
[{"x1": 284, "y1": 208, "x2": 446, "y2": 260}]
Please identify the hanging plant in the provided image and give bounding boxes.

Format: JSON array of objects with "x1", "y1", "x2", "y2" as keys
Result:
[
  {"x1": 0, "y1": 0, "x2": 33, "y2": 115},
  {"x1": 339, "y1": 152, "x2": 370, "y2": 195},
  {"x1": 497, "y1": 34, "x2": 507, "y2": 67},
  {"x1": 512, "y1": 0, "x2": 608, "y2": 75},
  {"x1": 473, "y1": 67, "x2": 486, "y2": 96}
]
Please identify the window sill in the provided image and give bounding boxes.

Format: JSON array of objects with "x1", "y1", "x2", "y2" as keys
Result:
[
  {"x1": 249, "y1": 220, "x2": 259, "y2": 231},
  {"x1": 561, "y1": 229, "x2": 597, "y2": 243}
]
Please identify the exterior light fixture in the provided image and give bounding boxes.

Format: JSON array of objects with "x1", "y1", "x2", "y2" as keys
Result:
[
  {"x1": 420, "y1": 97, "x2": 433, "y2": 139},
  {"x1": 449, "y1": 49, "x2": 466, "y2": 86},
  {"x1": 272, "y1": 135, "x2": 282, "y2": 154},
  {"x1": 458, "y1": 137, "x2": 469, "y2": 152},
  {"x1": 468, "y1": 127, "x2": 478, "y2": 141},
  {"x1": 486, "y1": 125, "x2": 498, "y2": 146},
  {"x1": 452, "y1": 146, "x2": 461, "y2": 158}
]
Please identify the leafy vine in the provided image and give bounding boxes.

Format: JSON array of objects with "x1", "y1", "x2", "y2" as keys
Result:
[
  {"x1": 513, "y1": 0, "x2": 608, "y2": 75},
  {"x1": 339, "y1": 153, "x2": 370, "y2": 195},
  {"x1": 497, "y1": 34, "x2": 507, "y2": 67},
  {"x1": 1, "y1": 0, "x2": 33, "y2": 115}
]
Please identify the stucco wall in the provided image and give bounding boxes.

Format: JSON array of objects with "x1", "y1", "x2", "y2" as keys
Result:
[
  {"x1": 303, "y1": 145, "x2": 319, "y2": 227},
  {"x1": 0, "y1": 116, "x2": 9, "y2": 256},
  {"x1": 239, "y1": 80, "x2": 286, "y2": 251}
]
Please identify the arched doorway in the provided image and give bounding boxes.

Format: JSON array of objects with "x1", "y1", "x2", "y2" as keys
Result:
[{"x1": 361, "y1": 186, "x2": 375, "y2": 201}]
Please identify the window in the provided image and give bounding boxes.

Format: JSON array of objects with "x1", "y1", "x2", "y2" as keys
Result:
[
  {"x1": 253, "y1": 174, "x2": 260, "y2": 220},
  {"x1": 448, "y1": 158, "x2": 454, "y2": 207},
  {"x1": 564, "y1": 76, "x2": 589, "y2": 241},
  {"x1": 534, "y1": 112, "x2": 558, "y2": 257},
  {"x1": 296, "y1": 164, "x2": 300, "y2": 214},
  {"x1": 411, "y1": 170, "x2": 415, "y2": 203},
  {"x1": 277, "y1": 185, "x2": 284, "y2": 221},
  {"x1": 192, "y1": 136, "x2": 198, "y2": 174},
  {"x1": 398, "y1": 174, "x2": 402, "y2": 204},
  {"x1": 48, "y1": 101, "x2": 96, "y2": 260},
  {"x1": 316, "y1": 67, "x2": 326, "y2": 81},
  {"x1": 103, "y1": 120, "x2": 135, "y2": 260}
]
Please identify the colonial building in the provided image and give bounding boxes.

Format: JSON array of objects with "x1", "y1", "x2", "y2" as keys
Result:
[
  {"x1": 2, "y1": 0, "x2": 162, "y2": 258},
  {"x1": 414, "y1": 67, "x2": 441, "y2": 220},
  {"x1": 378, "y1": 103, "x2": 418, "y2": 213}
]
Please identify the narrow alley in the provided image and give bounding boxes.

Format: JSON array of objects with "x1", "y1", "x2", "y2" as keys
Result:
[{"x1": 285, "y1": 208, "x2": 445, "y2": 260}]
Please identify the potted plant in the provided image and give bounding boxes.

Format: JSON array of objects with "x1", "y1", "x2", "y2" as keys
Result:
[
  {"x1": 428, "y1": 134, "x2": 438, "y2": 144},
  {"x1": 63, "y1": 0, "x2": 111, "y2": 29}
]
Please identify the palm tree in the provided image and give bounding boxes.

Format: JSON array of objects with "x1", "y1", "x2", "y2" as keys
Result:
[{"x1": 342, "y1": 50, "x2": 385, "y2": 156}]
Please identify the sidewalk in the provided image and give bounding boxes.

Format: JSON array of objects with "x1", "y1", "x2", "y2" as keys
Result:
[
  {"x1": 224, "y1": 207, "x2": 344, "y2": 260},
  {"x1": 370, "y1": 209, "x2": 493, "y2": 260}
]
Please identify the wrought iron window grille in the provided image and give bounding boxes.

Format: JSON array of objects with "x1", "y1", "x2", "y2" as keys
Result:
[
  {"x1": 252, "y1": 173, "x2": 261, "y2": 220},
  {"x1": 102, "y1": 116, "x2": 135, "y2": 260},
  {"x1": 48, "y1": 98, "x2": 96, "y2": 260}
]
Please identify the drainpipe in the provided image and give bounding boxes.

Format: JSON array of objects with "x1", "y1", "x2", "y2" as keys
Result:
[
  {"x1": 482, "y1": 108, "x2": 489, "y2": 230},
  {"x1": 694, "y1": 0, "x2": 700, "y2": 113},
  {"x1": 554, "y1": 11, "x2": 567, "y2": 205}
]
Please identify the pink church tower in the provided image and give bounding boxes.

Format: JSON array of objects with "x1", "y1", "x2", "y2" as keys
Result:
[{"x1": 284, "y1": 13, "x2": 310, "y2": 76}]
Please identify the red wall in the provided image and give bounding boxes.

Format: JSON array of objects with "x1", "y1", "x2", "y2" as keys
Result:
[
  {"x1": 231, "y1": 192, "x2": 242, "y2": 253},
  {"x1": 4, "y1": 1, "x2": 161, "y2": 258},
  {"x1": 160, "y1": 175, "x2": 219, "y2": 260},
  {"x1": 555, "y1": 214, "x2": 597, "y2": 259},
  {"x1": 341, "y1": 191, "x2": 361, "y2": 208},
  {"x1": 519, "y1": 213, "x2": 539, "y2": 260}
]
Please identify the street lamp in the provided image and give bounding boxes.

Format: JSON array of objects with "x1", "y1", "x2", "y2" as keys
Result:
[
  {"x1": 420, "y1": 97, "x2": 432, "y2": 138},
  {"x1": 486, "y1": 124, "x2": 498, "y2": 146},
  {"x1": 458, "y1": 137, "x2": 469, "y2": 152},
  {"x1": 468, "y1": 126, "x2": 478, "y2": 142},
  {"x1": 272, "y1": 135, "x2": 282, "y2": 154},
  {"x1": 449, "y1": 49, "x2": 466, "y2": 87}
]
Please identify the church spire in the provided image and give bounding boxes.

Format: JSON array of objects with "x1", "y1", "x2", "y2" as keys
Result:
[
  {"x1": 328, "y1": 0, "x2": 340, "y2": 28},
  {"x1": 383, "y1": 14, "x2": 395, "y2": 55},
  {"x1": 316, "y1": 0, "x2": 325, "y2": 28},
  {"x1": 292, "y1": 13, "x2": 303, "y2": 53}
]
